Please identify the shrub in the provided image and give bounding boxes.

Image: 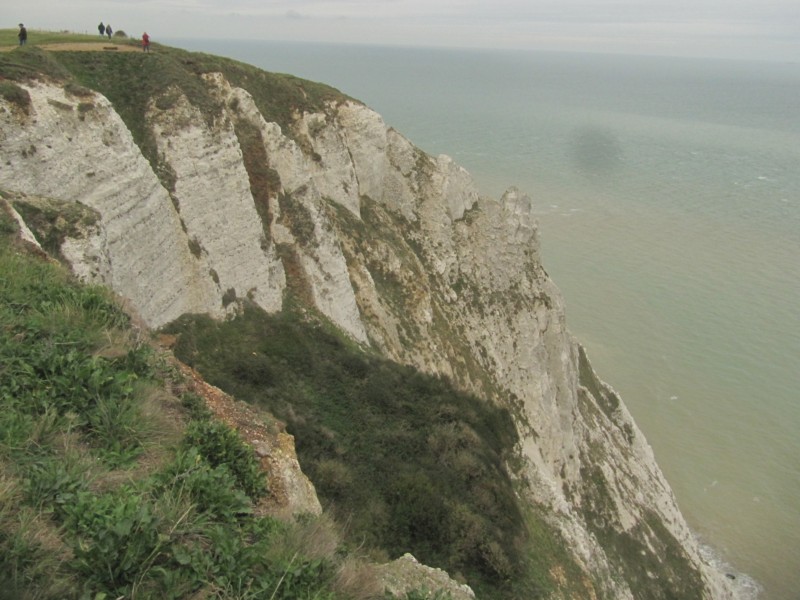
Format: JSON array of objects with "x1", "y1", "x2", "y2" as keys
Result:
[
  {"x1": 63, "y1": 486, "x2": 163, "y2": 594},
  {"x1": 23, "y1": 455, "x2": 89, "y2": 518},
  {"x1": 182, "y1": 419, "x2": 267, "y2": 499},
  {"x1": 10, "y1": 195, "x2": 101, "y2": 258},
  {"x1": 0, "y1": 203, "x2": 18, "y2": 237},
  {"x1": 0, "y1": 247, "x2": 153, "y2": 466},
  {"x1": 180, "y1": 391, "x2": 212, "y2": 420},
  {"x1": 0, "y1": 81, "x2": 31, "y2": 113},
  {"x1": 157, "y1": 448, "x2": 252, "y2": 522},
  {"x1": 64, "y1": 81, "x2": 93, "y2": 97},
  {"x1": 199, "y1": 520, "x2": 336, "y2": 600}
]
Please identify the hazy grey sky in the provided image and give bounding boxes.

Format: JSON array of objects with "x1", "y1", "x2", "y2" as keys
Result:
[{"x1": 8, "y1": 0, "x2": 800, "y2": 61}]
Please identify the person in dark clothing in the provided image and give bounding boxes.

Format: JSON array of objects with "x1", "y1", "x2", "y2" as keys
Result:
[
  {"x1": 98, "y1": 22, "x2": 105, "y2": 36},
  {"x1": 106, "y1": 24, "x2": 113, "y2": 39},
  {"x1": 18, "y1": 24, "x2": 27, "y2": 46}
]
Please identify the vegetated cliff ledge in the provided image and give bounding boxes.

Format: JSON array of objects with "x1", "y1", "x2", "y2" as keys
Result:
[{"x1": 0, "y1": 41, "x2": 749, "y2": 598}]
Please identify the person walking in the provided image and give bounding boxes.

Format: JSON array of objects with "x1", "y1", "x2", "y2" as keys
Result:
[
  {"x1": 18, "y1": 24, "x2": 27, "y2": 46},
  {"x1": 98, "y1": 21, "x2": 105, "y2": 36},
  {"x1": 106, "y1": 24, "x2": 113, "y2": 39},
  {"x1": 142, "y1": 32, "x2": 150, "y2": 52}
]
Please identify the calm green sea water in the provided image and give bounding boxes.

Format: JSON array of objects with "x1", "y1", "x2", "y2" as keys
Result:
[{"x1": 168, "y1": 39, "x2": 799, "y2": 598}]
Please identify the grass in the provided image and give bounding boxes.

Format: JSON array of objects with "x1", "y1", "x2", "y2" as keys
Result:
[
  {"x1": 9, "y1": 193, "x2": 100, "y2": 259},
  {"x1": 233, "y1": 118, "x2": 281, "y2": 245},
  {"x1": 0, "y1": 200, "x2": 357, "y2": 599},
  {"x1": 162, "y1": 301, "x2": 591, "y2": 599},
  {"x1": 0, "y1": 30, "x2": 105, "y2": 48}
]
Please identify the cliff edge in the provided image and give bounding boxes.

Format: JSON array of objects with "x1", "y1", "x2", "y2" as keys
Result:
[{"x1": 0, "y1": 41, "x2": 747, "y2": 598}]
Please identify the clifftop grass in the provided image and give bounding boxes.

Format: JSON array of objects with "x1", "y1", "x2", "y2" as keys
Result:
[{"x1": 0, "y1": 30, "x2": 101, "y2": 47}]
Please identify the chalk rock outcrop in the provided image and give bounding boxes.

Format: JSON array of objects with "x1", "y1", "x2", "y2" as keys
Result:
[{"x1": 376, "y1": 553, "x2": 476, "y2": 600}]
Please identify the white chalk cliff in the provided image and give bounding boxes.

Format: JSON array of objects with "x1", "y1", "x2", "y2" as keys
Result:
[{"x1": 0, "y1": 64, "x2": 746, "y2": 599}]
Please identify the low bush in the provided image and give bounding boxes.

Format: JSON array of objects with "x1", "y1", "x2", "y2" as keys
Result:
[
  {"x1": 182, "y1": 418, "x2": 267, "y2": 500},
  {"x1": 64, "y1": 485, "x2": 163, "y2": 594},
  {"x1": 156, "y1": 448, "x2": 252, "y2": 522},
  {"x1": 23, "y1": 455, "x2": 89, "y2": 517}
]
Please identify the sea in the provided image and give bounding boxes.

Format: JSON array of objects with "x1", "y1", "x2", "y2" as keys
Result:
[{"x1": 165, "y1": 38, "x2": 799, "y2": 599}]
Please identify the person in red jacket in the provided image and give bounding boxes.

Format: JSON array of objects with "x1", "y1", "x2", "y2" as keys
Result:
[{"x1": 142, "y1": 32, "x2": 150, "y2": 52}]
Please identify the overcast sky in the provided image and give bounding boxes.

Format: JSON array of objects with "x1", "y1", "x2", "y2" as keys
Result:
[{"x1": 8, "y1": 0, "x2": 800, "y2": 61}]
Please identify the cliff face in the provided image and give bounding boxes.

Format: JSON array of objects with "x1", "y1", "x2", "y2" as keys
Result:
[{"x1": 0, "y1": 56, "x2": 741, "y2": 599}]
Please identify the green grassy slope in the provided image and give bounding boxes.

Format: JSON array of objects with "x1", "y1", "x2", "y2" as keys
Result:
[{"x1": 0, "y1": 196, "x2": 352, "y2": 599}]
